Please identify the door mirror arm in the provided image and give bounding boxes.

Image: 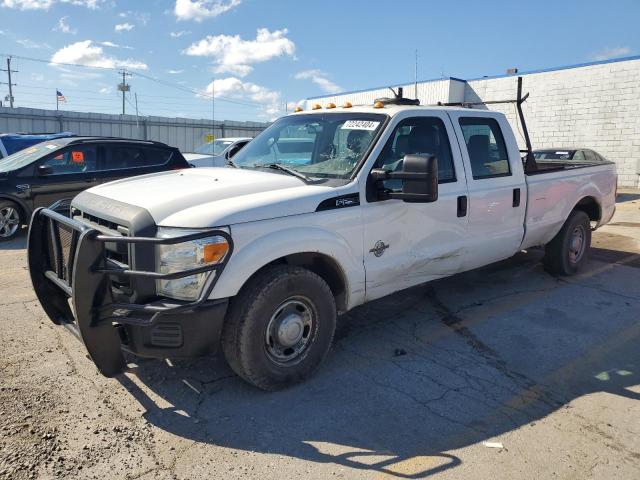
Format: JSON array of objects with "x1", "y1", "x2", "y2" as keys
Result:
[{"x1": 37, "y1": 165, "x2": 54, "y2": 176}]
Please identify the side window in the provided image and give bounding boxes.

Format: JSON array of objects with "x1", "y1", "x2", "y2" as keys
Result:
[
  {"x1": 583, "y1": 150, "x2": 597, "y2": 162},
  {"x1": 572, "y1": 150, "x2": 586, "y2": 161},
  {"x1": 42, "y1": 145, "x2": 98, "y2": 174},
  {"x1": 459, "y1": 117, "x2": 511, "y2": 179},
  {"x1": 375, "y1": 116, "x2": 456, "y2": 192},
  {"x1": 107, "y1": 146, "x2": 172, "y2": 170}
]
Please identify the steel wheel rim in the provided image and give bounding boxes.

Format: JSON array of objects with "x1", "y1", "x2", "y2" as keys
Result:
[
  {"x1": 568, "y1": 225, "x2": 586, "y2": 264},
  {"x1": 0, "y1": 207, "x2": 19, "y2": 238},
  {"x1": 265, "y1": 296, "x2": 316, "y2": 366}
]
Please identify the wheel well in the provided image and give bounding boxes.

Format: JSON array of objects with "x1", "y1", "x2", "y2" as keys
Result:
[
  {"x1": 243, "y1": 253, "x2": 348, "y2": 313},
  {"x1": 573, "y1": 196, "x2": 601, "y2": 222}
]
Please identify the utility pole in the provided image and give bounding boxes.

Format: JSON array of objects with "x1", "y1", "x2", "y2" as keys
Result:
[
  {"x1": 134, "y1": 92, "x2": 139, "y2": 129},
  {"x1": 1, "y1": 57, "x2": 18, "y2": 108},
  {"x1": 414, "y1": 49, "x2": 418, "y2": 100},
  {"x1": 117, "y1": 69, "x2": 131, "y2": 115},
  {"x1": 211, "y1": 78, "x2": 215, "y2": 154}
]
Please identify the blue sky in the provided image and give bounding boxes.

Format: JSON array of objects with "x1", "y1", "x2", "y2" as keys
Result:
[{"x1": 0, "y1": 0, "x2": 638, "y2": 121}]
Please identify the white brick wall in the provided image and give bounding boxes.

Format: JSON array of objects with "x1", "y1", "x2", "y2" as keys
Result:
[
  {"x1": 466, "y1": 59, "x2": 640, "y2": 187},
  {"x1": 309, "y1": 58, "x2": 640, "y2": 187}
]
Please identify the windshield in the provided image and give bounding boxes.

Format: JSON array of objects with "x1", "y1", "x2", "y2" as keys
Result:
[
  {"x1": 0, "y1": 141, "x2": 66, "y2": 172},
  {"x1": 194, "y1": 140, "x2": 234, "y2": 155},
  {"x1": 231, "y1": 113, "x2": 387, "y2": 179},
  {"x1": 533, "y1": 150, "x2": 576, "y2": 160}
]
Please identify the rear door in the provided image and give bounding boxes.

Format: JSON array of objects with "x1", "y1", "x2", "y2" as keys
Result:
[
  {"x1": 98, "y1": 144, "x2": 175, "y2": 184},
  {"x1": 30, "y1": 144, "x2": 101, "y2": 208},
  {"x1": 447, "y1": 111, "x2": 526, "y2": 270}
]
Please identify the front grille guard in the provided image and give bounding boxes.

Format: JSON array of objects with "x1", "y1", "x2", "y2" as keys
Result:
[{"x1": 27, "y1": 207, "x2": 234, "y2": 377}]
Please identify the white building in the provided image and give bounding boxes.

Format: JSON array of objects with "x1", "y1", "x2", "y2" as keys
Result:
[{"x1": 307, "y1": 56, "x2": 640, "y2": 187}]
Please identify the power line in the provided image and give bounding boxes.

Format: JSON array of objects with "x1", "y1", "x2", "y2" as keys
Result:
[{"x1": 0, "y1": 52, "x2": 267, "y2": 108}]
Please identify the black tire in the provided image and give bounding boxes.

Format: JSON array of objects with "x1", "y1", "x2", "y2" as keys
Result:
[
  {"x1": 0, "y1": 200, "x2": 23, "y2": 242},
  {"x1": 543, "y1": 210, "x2": 591, "y2": 275},
  {"x1": 221, "y1": 265, "x2": 337, "y2": 391}
]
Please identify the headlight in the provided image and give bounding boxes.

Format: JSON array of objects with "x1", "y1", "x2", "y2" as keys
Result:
[{"x1": 155, "y1": 227, "x2": 230, "y2": 301}]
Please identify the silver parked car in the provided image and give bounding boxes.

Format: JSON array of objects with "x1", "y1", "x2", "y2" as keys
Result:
[{"x1": 184, "y1": 137, "x2": 251, "y2": 168}]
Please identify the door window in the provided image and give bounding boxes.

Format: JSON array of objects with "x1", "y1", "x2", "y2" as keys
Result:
[
  {"x1": 107, "y1": 146, "x2": 172, "y2": 170},
  {"x1": 583, "y1": 150, "x2": 597, "y2": 162},
  {"x1": 458, "y1": 118, "x2": 511, "y2": 179},
  {"x1": 375, "y1": 116, "x2": 456, "y2": 192},
  {"x1": 42, "y1": 145, "x2": 98, "y2": 174}
]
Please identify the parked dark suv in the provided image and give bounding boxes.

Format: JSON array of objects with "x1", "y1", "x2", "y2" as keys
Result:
[{"x1": 0, "y1": 137, "x2": 190, "y2": 240}]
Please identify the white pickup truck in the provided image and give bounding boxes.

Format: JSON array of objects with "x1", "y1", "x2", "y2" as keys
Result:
[{"x1": 27, "y1": 97, "x2": 617, "y2": 390}]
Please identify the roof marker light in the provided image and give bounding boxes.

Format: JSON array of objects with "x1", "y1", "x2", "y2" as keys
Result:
[
  {"x1": 312, "y1": 103, "x2": 322, "y2": 110},
  {"x1": 325, "y1": 102, "x2": 336, "y2": 109},
  {"x1": 294, "y1": 106, "x2": 304, "y2": 112},
  {"x1": 373, "y1": 101, "x2": 384, "y2": 109},
  {"x1": 342, "y1": 102, "x2": 352, "y2": 108}
]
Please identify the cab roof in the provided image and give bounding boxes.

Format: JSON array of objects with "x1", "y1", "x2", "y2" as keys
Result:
[{"x1": 289, "y1": 104, "x2": 491, "y2": 117}]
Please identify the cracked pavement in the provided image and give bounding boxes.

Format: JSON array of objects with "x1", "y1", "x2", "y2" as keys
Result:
[{"x1": 1, "y1": 190, "x2": 639, "y2": 479}]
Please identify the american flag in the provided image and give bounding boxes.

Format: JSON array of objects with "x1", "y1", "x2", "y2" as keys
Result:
[{"x1": 56, "y1": 90, "x2": 66, "y2": 102}]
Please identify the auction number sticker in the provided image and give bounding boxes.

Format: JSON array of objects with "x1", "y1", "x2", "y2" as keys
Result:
[{"x1": 341, "y1": 120, "x2": 380, "y2": 131}]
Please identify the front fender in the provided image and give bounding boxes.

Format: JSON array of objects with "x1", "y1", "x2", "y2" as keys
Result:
[{"x1": 210, "y1": 225, "x2": 365, "y2": 310}]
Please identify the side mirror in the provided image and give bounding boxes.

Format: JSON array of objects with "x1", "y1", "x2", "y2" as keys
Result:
[
  {"x1": 37, "y1": 165, "x2": 54, "y2": 176},
  {"x1": 370, "y1": 154, "x2": 438, "y2": 203}
]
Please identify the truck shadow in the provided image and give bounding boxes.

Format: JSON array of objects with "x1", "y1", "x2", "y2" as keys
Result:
[{"x1": 117, "y1": 244, "x2": 640, "y2": 478}]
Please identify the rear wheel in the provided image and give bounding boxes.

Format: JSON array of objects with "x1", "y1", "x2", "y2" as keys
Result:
[
  {"x1": 221, "y1": 265, "x2": 336, "y2": 391},
  {"x1": 544, "y1": 210, "x2": 591, "y2": 275},
  {"x1": 0, "y1": 201, "x2": 22, "y2": 241}
]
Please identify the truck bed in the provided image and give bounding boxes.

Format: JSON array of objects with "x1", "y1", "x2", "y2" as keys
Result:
[
  {"x1": 521, "y1": 162, "x2": 617, "y2": 249},
  {"x1": 528, "y1": 160, "x2": 612, "y2": 175}
]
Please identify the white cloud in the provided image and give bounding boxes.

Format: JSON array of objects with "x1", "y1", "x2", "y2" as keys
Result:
[
  {"x1": 170, "y1": 30, "x2": 191, "y2": 38},
  {"x1": 174, "y1": 0, "x2": 240, "y2": 22},
  {"x1": 1, "y1": 0, "x2": 102, "y2": 9},
  {"x1": 100, "y1": 41, "x2": 133, "y2": 49},
  {"x1": 1, "y1": 0, "x2": 53, "y2": 9},
  {"x1": 16, "y1": 38, "x2": 51, "y2": 49},
  {"x1": 50, "y1": 40, "x2": 148, "y2": 70},
  {"x1": 205, "y1": 77, "x2": 281, "y2": 114},
  {"x1": 55, "y1": 16, "x2": 77, "y2": 34},
  {"x1": 115, "y1": 23, "x2": 134, "y2": 32},
  {"x1": 294, "y1": 69, "x2": 341, "y2": 93},
  {"x1": 590, "y1": 46, "x2": 632, "y2": 61},
  {"x1": 184, "y1": 28, "x2": 295, "y2": 77},
  {"x1": 167, "y1": 69, "x2": 184, "y2": 74},
  {"x1": 99, "y1": 86, "x2": 111, "y2": 94}
]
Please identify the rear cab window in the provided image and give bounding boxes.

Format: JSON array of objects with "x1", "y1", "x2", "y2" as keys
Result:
[{"x1": 458, "y1": 117, "x2": 511, "y2": 179}]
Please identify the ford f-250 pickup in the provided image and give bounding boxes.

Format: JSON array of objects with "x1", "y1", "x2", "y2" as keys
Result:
[{"x1": 27, "y1": 93, "x2": 617, "y2": 390}]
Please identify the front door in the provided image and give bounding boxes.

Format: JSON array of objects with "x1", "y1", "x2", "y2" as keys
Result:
[
  {"x1": 30, "y1": 144, "x2": 101, "y2": 209},
  {"x1": 361, "y1": 112, "x2": 469, "y2": 302}
]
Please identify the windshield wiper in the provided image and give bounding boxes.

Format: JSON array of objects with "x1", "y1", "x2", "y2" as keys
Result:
[
  {"x1": 253, "y1": 163, "x2": 312, "y2": 182},
  {"x1": 226, "y1": 158, "x2": 239, "y2": 168}
]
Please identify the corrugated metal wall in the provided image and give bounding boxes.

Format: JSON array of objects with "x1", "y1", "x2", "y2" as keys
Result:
[{"x1": 0, "y1": 107, "x2": 269, "y2": 153}]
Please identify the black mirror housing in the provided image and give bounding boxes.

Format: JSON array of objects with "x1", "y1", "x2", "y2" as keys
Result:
[
  {"x1": 37, "y1": 165, "x2": 54, "y2": 176},
  {"x1": 371, "y1": 154, "x2": 438, "y2": 203}
]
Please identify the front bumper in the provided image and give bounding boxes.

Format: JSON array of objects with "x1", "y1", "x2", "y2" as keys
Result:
[{"x1": 27, "y1": 207, "x2": 233, "y2": 377}]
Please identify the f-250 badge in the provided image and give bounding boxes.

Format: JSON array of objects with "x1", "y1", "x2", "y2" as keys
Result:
[{"x1": 370, "y1": 241, "x2": 389, "y2": 257}]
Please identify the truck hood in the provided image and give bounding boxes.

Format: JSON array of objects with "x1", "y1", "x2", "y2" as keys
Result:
[{"x1": 80, "y1": 167, "x2": 339, "y2": 227}]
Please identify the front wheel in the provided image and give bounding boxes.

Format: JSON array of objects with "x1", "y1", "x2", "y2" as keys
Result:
[
  {"x1": 221, "y1": 265, "x2": 337, "y2": 391},
  {"x1": 544, "y1": 210, "x2": 591, "y2": 275},
  {"x1": 0, "y1": 201, "x2": 23, "y2": 241}
]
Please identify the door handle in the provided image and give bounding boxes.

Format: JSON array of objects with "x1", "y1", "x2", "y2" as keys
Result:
[
  {"x1": 457, "y1": 195, "x2": 467, "y2": 217},
  {"x1": 513, "y1": 188, "x2": 521, "y2": 207}
]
